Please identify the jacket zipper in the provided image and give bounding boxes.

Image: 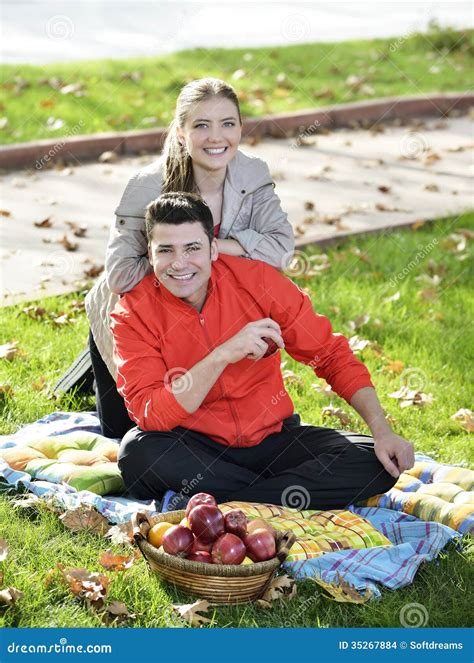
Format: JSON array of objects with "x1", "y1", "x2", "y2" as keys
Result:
[
  {"x1": 198, "y1": 313, "x2": 243, "y2": 447},
  {"x1": 224, "y1": 182, "x2": 274, "y2": 237}
]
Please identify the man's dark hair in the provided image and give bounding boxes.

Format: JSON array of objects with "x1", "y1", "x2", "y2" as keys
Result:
[{"x1": 145, "y1": 192, "x2": 214, "y2": 245}]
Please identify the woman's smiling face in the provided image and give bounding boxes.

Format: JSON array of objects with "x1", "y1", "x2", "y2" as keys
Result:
[{"x1": 178, "y1": 96, "x2": 242, "y2": 172}]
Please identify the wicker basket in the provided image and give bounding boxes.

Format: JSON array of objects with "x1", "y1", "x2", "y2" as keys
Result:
[{"x1": 132, "y1": 510, "x2": 296, "y2": 604}]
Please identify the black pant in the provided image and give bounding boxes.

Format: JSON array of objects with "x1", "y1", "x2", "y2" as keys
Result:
[
  {"x1": 118, "y1": 414, "x2": 397, "y2": 510},
  {"x1": 88, "y1": 330, "x2": 135, "y2": 440}
]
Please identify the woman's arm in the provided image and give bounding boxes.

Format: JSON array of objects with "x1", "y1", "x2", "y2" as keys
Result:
[
  {"x1": 105, "y1": 218, "x2": 152, "y2": 294},
  {"x1": 229, "y1": 183, "x2": 295, "y2": 269}
]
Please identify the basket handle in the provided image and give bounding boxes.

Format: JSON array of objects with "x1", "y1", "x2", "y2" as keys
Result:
[
  {"x1": 131, "y1": 511, "x2": 153, "y2": 543},
  {"x1": 276, "y1": 530, "x2": 297, "y2": 563}
]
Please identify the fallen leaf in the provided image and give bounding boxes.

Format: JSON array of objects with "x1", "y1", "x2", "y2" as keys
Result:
[
  {"x1": 0, "y1": 383, "x2": 13, "y2": 397},
  {"x1": 10, "y1": 494, "x2": 40, "y2": 510},
  {"x1": 101, "y1": 600, "x2": 136, "y2": 624},
  {"x1": 347, "y1": 314, "x2": 370, "y2": 332},
  {"x1": 418, "y1": 287, "x2": 438, "y2": 301},
  {"x1": 389, "y1": 387, "x2": 434, "y2": 407},
  {"x1": 257, "y1": 574, "x2": 297, "y2": 608},
  {"x1": 32, "y1": 377, "x2": 47, "y2": 391},
  {"x1": 378, "y1": 185, "x2": 391, "y2": 193},
  {"x1": 59, "y1": 506, "x2": 110, "y2": 535},
  {"x1": 84, "y1": 264, "x2": 104, "y2": 278},
  {"x1": 0, "y1": 587, "x2": 24, "y2": 606},
  {"x1": 411, "y1": 220, "x2": 426, "y2": 231},
  {"x1": 0, "y1": 342, "x2": 19, "y2": 361},
  {"x1": 310, "y1": 381, "x2": 334, "y2": 397},
  {"x1": 384, "y1": 291, "x2": 400, "y2": 303},
  {"x1": 98, "y1": 151, "x2": 118, "y2": 164},
  {"x1": 99, "y1": 549, "x2": 136, "y2": 572},
  {"x1": 34, "y1": 217, "x2": 52, "y2": 228},
  {"x1": 450, "y1": 409, "x2": 474, "y2": 433},
  {"x1": 172, "y1": 599, "x2": 212, "y2": 626},
  {"x1": 322, "y1": 406, "x2": 351, "y2": 426},
  {"x1": 0, "y1": 539, "x2": 8, "y2": 561},
  {"x1": 348, "y1": 335, "x2": 383, "y2": 356},
  {"x1": 105, "y1": 522, "x2": 135, "y2": 546},
  {"x1": 424, "y1": 183, "x2": 439, "y2": 192},
  {"x1": 311, "y1": 573, "x2": 373, "y2": 603},
  {"x1": 65, "y1": 221, "x2": 88, "y2": 237},
  {"x1": 59, "y1": 234, "x2": 78, "y2": 251},
  {"x1": 304, "y1": 201, "x2": 315, "y2": 211},
  {"x1": 0, "y1": 209, "x2": 11, "y2": 217},
  {"x1": 57, "y1": 564, "x2": 110, "y2": 609},
  {"x1": 282, "y1": 370, "x2": 303, "y2": 386},
  {"x1": 384, "y1": 360, "x2": 405, "y2": 374}
]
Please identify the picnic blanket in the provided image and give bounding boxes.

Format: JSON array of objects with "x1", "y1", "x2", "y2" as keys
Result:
[{"x1": 0, "y1": 411, "x2": 471, "y2": 599}]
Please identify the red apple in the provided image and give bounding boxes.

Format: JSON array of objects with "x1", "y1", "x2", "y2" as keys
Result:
[
  {"x1": 224, "y1": 509, "x2": 248, "y2": 539},
  {"x1": 161, "y1": 525, "x2": 194, "y2": 557},
  {"x1": 211, "y1": 533, "x2": 247, "y2": 565},
  {"x1": 262, "y1": 337, "x2": 279, "y2": 358},
  {"x1": 185, "y1": 492, "x2": 217, "y2": 519},
  {"x1": 191, "y1": 536, "x2": 213, "y2": 553},
  {"x1": 188, "y1": 504, "x2": 225, "y2": 543},
  {"x1": 187, "y1": 551, "x2": 212, "y2": 564},
  {"x1": 244, "y1": 528, "x2": 276, "y2": 562}
]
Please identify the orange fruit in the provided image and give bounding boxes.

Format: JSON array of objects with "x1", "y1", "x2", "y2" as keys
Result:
[{"x1": 147, "y1": 521, "x2": 174, "y2": 548}]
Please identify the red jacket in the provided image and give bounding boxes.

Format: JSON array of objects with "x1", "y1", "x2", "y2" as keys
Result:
[{"x1": 111, "y1": 255, "x2": 374, "y2": 447}]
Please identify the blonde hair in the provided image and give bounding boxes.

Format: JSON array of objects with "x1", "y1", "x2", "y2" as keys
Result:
[{"x1": 161, "y1": 78, "x2": 242, "y2": 193}]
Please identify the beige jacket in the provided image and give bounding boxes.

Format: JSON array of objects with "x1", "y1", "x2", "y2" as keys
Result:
[{"x1": 85, "y1": 149, "x2": 295, "y2": 377}]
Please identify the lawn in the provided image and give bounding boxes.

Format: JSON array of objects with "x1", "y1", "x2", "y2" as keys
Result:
[
  {"x1": 0, "y1": 213, "x2": 473, "y2": 627},
  {"x1": 0, "y1": 22, "x2": 473, "y2": 145}
]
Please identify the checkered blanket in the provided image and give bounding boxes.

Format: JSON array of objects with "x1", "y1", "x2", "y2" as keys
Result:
[{"x1": 0, "y1": 412, "x2": 469, "y2": 599}]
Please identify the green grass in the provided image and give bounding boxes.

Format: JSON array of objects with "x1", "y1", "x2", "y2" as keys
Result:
[
  {"x1": 0, "y1": 23, "x2": 473, "y2": 145},
  {"x1": 0, "y1": 213, "x2": 473, "y2": 627}
]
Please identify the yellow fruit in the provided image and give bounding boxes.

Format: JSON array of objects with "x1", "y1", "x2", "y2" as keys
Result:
[
  {"x1": 241, "y1": 556, "x2": 253, "y2": 565},
  {"x1": 147, "y1": 521, "x2": 173, "y2": 548},
  {"x1": 180, "y1": 517, "x2": 190, "y2": 528}
]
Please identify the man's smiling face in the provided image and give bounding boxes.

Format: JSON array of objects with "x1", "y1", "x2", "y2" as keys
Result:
[{"x1": 148, "y1": 221, "x2": 219, "y2": 311}]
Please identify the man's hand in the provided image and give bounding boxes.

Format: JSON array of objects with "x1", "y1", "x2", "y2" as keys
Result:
[
  {"x1": 373, "y1": 430, "x2": 415, "y2": 479},
  {"x1": 217, "y1": 318, "x2": 285, "y2": 364}
]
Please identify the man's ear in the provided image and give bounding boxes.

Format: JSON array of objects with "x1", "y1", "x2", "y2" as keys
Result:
[{"x1": 210, "y1": 238, "x2": 219, "y2": 262}]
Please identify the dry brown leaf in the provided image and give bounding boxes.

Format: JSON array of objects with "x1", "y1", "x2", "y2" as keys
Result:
[
  {"x1": 99, "y1": 549, "x2": 137, "y2": 571},
  {"x1": 424, "y1": 183, "x2": 439, "y2": 192},
  {"x1": 59, "y1": 505, "x2": 110, "y2": 535},
  {"x1": 65, "y1": 221, "x2": 88, "y2": 237},
  {"x1": 261, "y1": 574, "x2": 296, "y2": 604},
  {"x1": 105, "y1": 522, "x2": 135, "y2": 546},
  {"x1": 411, "y1": 220, "x2": 426, "y2": 231},
  {"x1": 0, "y1": 209, "x2": 12, "y2": 217},
  {"x1": 418, "y1": 288, "x2": 438, "y2": 301},
  {"x1": 0, "y1": 342, "x2": 19, "y2": 361},
  {"x1": 101, "y1": 600, "x2": 136, "y2": 624},
  {"x1": 389, "y1": 387, "x2": 434, "y2": 408},
  {"x1": 57, "y1": 564, "x2": 110, "y2": 609},
  {"x1": 451, "y1": 409, "x2": 474, "y2": 433},
  {"x1": 282, "y1": 370, "x2": 303, "y2": 386},
  {"x1": 311, "y1": 381, "x2": 334, "y2": 397},
  {"x1": 0, "y1": 383, "x2": 13, "y2": 397},
  {"x1": 322, "y1": 406, "x2": 351, "y2": 426},
  {"x1": 0, "y1": 587, "x2": 24, "y2": 606},
  {"x1": 172, "y1": 599, "x2": 213, "y2": 626},
  {"x1": 84, "y1": 264, "x2": 104, "y2": 278},
  {"x1": 34, "y1": 217, "x2": 53, "y2": 228},
  {"x1": 0, "y1": 538, "x2": 8, "y2": 561},
  {"x1": 311, "y1": 573, "x2": 373, "y2": 603},
  {"x1": 304, "y1": 201, "x2": 315, "y2": 211},
  {"x1": 59, "y1": 234, "x2": 78, "y2": 251},
  {"x1": 378, "y1": 185, "x2": 391, "y2": 193},
  {"x1": 384, "y1": 360, "x2": 405, "y2": 374},
  {"x1": 347, "y1": 314, "x2": 370, "y2": 332},
  {"x1": 98, "y1": 151, "x2": 118, "y2": 164}
]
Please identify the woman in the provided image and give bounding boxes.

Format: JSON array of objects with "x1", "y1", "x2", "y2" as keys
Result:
[{"x1": 85, "y1": 77, "x2": 295, "y2": 439}]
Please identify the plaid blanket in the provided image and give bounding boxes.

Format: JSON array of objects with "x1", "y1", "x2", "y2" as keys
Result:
[{"x1": 0, "y1": 412, "x2": 468, "y2": 599}]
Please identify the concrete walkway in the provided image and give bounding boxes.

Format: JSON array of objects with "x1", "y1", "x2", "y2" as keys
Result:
[{"x1": 1, "y1": 114, "x2": 472, "y2": 306}]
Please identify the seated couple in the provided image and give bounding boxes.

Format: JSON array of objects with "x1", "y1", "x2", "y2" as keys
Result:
[{"x1": 112, "y1": 192, "x2": 415, "y2": 510}]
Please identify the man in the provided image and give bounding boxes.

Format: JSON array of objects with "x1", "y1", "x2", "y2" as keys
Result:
[{"x1": 111, "y1": 192, "x2": 414, "y2": 509}]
